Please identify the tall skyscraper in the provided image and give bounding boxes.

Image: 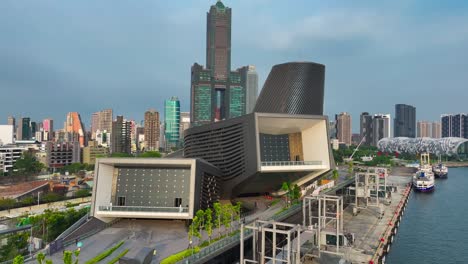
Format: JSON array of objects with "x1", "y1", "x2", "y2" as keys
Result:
[
  {"x1": 441, "y1": 114, "x2": 468, "y2": 138},
  {"x1": 239, "y1": 65, "x2": 258, "y2": 114},
  {"x1": 91, "y1": 112, "x2": 100, "y2": 138},
  {"x1": 144, "y1": 110, "x2": 160, "y2": 151},
  {"x1": 372, "y1": 114, "x2": 391, "y2": 146},
  {"x1": 111, "y1": 116, "x2": 131, "y2": 154},
  {"x1": 7, "y1": 116, "x2": 15, "y2": 134},
  {"x1": 43, "y1": 119, "x2": 54, "y2": 133},
  {"x1": 417, "y1": 121, "x2": 432, "y2": 137},
  {"x1": 91, "y1": 109, "x2": 113, "y2": 139},
  {"x1": 360, "y1": 112, "x2": 373, "y2": 145},
  {"x1": 394, "y1": 104, "x2": 416, "y2": 137},
  {"x1": 65, "y1": 112, "x2": 86, "y2": 147},
  {"x1": 336, "y1": 112, "x2": 352, "y2": 146},
  {"x1": 179, "y1": 112, "x2": 190, "y2": 141},
  {"x1": 17, "y1": 117, "x2": 31, "y2": 140},
  {"x1": 164, "y1": 97, "x2": 181, "y2": 150},
  {"x1": 432, "y1": 122, "x2": 441, "y2": 138},
  {"x1": 191, "y1": 1, "x2": 251, "y2": 126}
]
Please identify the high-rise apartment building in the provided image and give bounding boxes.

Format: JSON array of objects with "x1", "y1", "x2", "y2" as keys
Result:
[
  {"x1": 360, "y1": 112, "x2": 373, "y2": 145},
  {"x1": 111, "y1": 116, "x2": 131, "y2": 154},
  {"x1": 336, "y1": 112, "x2": 352, "y2": 145},
  {"x1": 164, "y1": 97, "x2": 181, "y2": 150},
  {"x1": 65, "y1": 112, "x2": 87, "y2": 147},
  {"x1": 7, "y1": 116, "x2": 15, "y2": 134},
  {"x1": 191, "y1": 1, "x2": 252, "y2": 126},
  {"x1": 417, "y1": 121, "x2": 432, "y2": 137},
  {"x1": 394, "y1": 104, "x2": 416, "y2": 137},
  {"x1": 441, "y1": 114, "x2": 468, "y2": 138},
  {"x1": 239, "y1": 65, "x2": 258, "y2": 114},
  {"x1": 372, "y1": 114, "x2": 391, "y2": 146},
  {"x1": 17, "y1": 117, "x2": 31, "y2": 140},
  {"x1": 144, "y1": 110, "x2": 160, "y2": 151},
  {"x1": 179, "y1": 112, "x2": 190, "y2": 141},
  {"x1": 43, "y1": 119, "x2": 53, "y2": 133},
  {"x1": 91, "y1": 109, "x2": 113, "y2": 139},
  {"x1": 432, "y1": 122, "x2": 441, "y2": 138},
  {"x1": 360, "y1": 113, "x2": 391, "y2": 146}
]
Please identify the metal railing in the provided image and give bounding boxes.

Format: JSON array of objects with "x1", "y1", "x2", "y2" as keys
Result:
[
  {"x1": 177, "y1": 203, "x2": 303, "y2": 264},
  {"x1": 98, "y1": 205, "x2": 189, "y2": 213},
  {"x1": 261, "y1": 160, "x2": 322, "y2": 166},
  {"x1": 55, "y1": 213, "x2": 89, "y2": 241}
]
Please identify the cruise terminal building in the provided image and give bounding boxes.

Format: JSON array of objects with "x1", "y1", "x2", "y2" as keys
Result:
[{"x1": 90, "y1": 62, "x2": 335, "y2": 221}]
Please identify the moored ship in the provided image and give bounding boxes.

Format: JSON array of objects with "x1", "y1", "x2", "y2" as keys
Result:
[{"x1": 413, "y1": 153, "x2": 435, "y2": 192}]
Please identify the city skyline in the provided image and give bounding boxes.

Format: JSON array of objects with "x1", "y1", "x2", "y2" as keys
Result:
[{"x1": 2, "y1": 1, "x2": 468, "y2": 130}]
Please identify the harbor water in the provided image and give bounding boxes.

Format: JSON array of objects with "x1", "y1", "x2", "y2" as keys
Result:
[{"x1": 387, "y1": 167, "x2": 468, "y2": 263}]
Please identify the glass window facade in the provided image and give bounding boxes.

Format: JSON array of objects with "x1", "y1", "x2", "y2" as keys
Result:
[
  {"x1": 165, "y1": 97, "x2": 181, "y2": 148},
  {"x1": 194, "y1": 85, "x2": 212, "y2": 122},
  {"x1": 115, "y1": 167, "x2": 190, "y2": 207},
  {"x1": 260, "y1": 134, "x2": 290, "y2": 162},
  {"x1": 229, "y1": 86, "x2": 245, "y2": 118}
]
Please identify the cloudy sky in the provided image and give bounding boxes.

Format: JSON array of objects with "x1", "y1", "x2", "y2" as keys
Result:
[{"x1": 1, "y1": 0, "x2": 468, "y2": 131}]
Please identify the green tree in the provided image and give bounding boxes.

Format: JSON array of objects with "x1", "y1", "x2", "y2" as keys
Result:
[
  {"x1": 292, "y1": 184, "x2": 301, "y2": 201},
  {"x1": 41, "y1": 192, "x2": 63, "y2": 204},
  {"x1": 347, "y1": 162, "x2": 354, "y2": 174},
  {"x1": 36, "y1": 252, "x2": 45, "y2": 264},
  {"x1": 21, "y1": 197, "x2": 35, "y2": 209},
  {"x1": 0, "y1": 198, "x2": 16, "y2": 212},
  {"x1": 138, "y1": 151, "x2": 162, "y2": 158},
  {"x1": 281, "y1": 182, "x2": 291, "y2": 207},
  {"x1": 63, "y1": 250, "x2": 79, "y2": 264},
  {"x1": 332, "y1": 169, "x2": 339, "y2": 181},
  {"x1": 204, "y1": 208, "x2": 213, "y2": 243},
  {"x1": 13, "y1": 255, "x2": 24, "y2": 264},
  {"x1": 13, "y1": 152, "x2": 45, "y2": 177},
  {"x1": 213, "y1": 202, "x2": 222, "y2": 238},
  {"x1": 221, "y1": 204, "x2": 233, "y2": 234},
  {"x1": 75, "y1": 189, "x2": 90, "y2": 198},
  {"x1": 195, "y1": 209, "x2": 205, "y2": 236}
]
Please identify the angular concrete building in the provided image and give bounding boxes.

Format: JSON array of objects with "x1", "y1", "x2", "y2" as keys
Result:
[
  {"x1": 184, "y1": 112, "x2": 334, "y2": 198},
  {"x1": 90, "y1": 158, "x2": 221, "y2": 221}
]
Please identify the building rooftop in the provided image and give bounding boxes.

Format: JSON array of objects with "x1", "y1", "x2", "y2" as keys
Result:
[{"x1": 0, "y1": 180, "x2": 50, "y2": 199}]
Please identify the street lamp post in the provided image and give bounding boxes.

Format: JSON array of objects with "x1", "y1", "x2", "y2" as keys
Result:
[{"x1": 37, "y1": 191, "x2": 42, "y2": 206}]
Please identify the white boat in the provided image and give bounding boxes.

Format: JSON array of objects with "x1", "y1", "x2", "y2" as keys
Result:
[
  {"x1": 432, "y1": 163, "x2": 448, "y2": 178},
  {"x1": 432, "y1": 155, "x2": 448, "y2": 178},
  {"x1": 413, "y1": 153, "x2": 435, "y2": 192},
  {"x1": 413, "y1": 170, "x2": 435, "y2": 192}
]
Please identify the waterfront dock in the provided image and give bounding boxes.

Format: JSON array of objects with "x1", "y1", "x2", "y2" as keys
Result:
[{"x1": 340, "y1": 175, "x2": 412, "y2": 264}]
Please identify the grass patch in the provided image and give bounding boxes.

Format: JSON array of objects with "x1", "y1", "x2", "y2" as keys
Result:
[
  {"x1": 270, "y1": 199, "x2": 280, "y2": 206},
  {"x1": 160, "y1": 247, "x2": 200, "y2": 264},
  {"x1": 106, "y1": 248, "x2": 129, "y2": 264},
  {"x1": 84, "y1": 240, "x2": 124, "y2": 264}
]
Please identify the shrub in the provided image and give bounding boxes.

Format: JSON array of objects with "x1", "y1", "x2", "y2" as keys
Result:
[
  {"x1": 106, "y1": 249, "x2": 129, "y2": 264},
  {"x1": 159, "y1": 247, "x2": 200, "y2": 264},
  {"x1": 84, "y1": 241, "x2": 124, "y2": 264}
]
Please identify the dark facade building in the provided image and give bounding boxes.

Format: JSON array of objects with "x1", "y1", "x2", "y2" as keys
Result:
[
  {"x1": 441, "y1": 114, "x2": 468, "y2": 138},
  {"x1": 360, "y1": 112, "x2": 373, "y2": 145},
  {"x1": 17, "y1": 117, "x2": 31, "y2": 140},
  {"x1": 254, "y1": 62, "x2": 325, "y2": 116},
  {"x1": 191, "y1": 1, "x2": 249, "y2": 126},
  {"x1": 111, "y1": 116, "x2": 131, "y2": 154},
  {"x1": 394, "y1": 104, "x2": 416, "y2": 138}
]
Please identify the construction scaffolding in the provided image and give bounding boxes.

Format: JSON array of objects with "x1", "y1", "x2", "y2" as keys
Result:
[
  {"x1": 351, "y1": 167, "x2": 389, "y2": 217},
  {"x1": 302, "y1": 195, "x2": 345, "y2": 258},
  {"x1": 240, "y1": 220, "x2": 302, "y2": 264}
]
